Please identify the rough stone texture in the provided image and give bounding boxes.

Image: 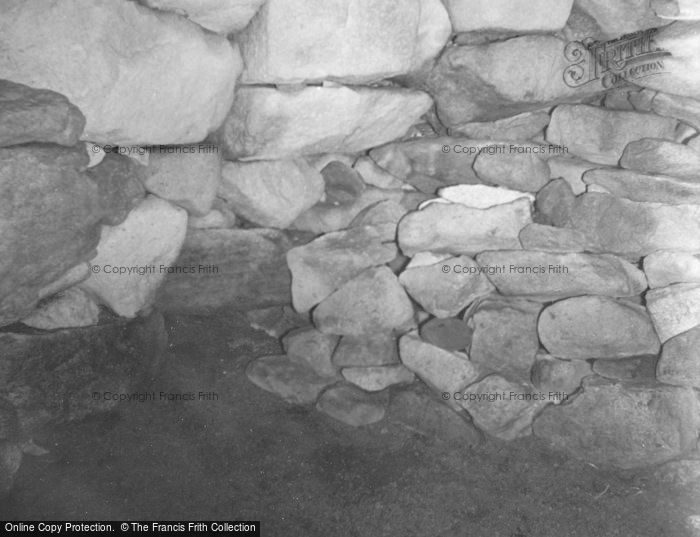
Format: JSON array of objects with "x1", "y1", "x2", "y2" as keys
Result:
[
  {"x1": 635, "y1": 22, "x2": 700, "y2": 99},
  {"x1": 436, "y1": 185, "x2": 533, "y2": 209},
  {"x1": 316, "y1": 384, "x2": 389, "y2": 427},
  {"x1": 443, "y1": 0, "x2": 573, "y2": 32},
  {"x1": 398, "y1": 198, "x2": 532, "y2": 256},
  {"x1": 0, "y1": 145, "x2": 103, "y2": 328},
  {"x1": 644, "y1": 250, "x2": 700, "y2": 288},
  {"x1": 216, "y1": 85, "x2": 432, "y2": 160},
  {"x1": 369, "y1": 138, "x2": 484, "y2": 192},
  {"x1": 313, "y1": 267, "x2": 415, "y2": 336},
  {"x1": 245, "y1": 355, "x2": 335, "y2": 405},
  {"x1": 457, "y1": 375, "x2": 548, "y2": 441},
  {"x1": 652, "y1": 0, "x2": 700, "y2": 19},
  {"x1": 321, "y1": 161, "x2": 366, "y2": 204},
  {"x1": 349, "y1": 200, "x2": 408, "y2": 238},
  {"x1": 448, "y1": 111, "x2": 551, "y2": 141},
  {"x1": 333, "y1": 334, "x2": 400, "y2": 367},
  {"x1": 574, "y1": 0, "x2": 668, "y2": 37},
  {"x1": 399, "y1": 331, "x2": 480, "y2": 395},
  {"x1": 287, "y1": 226, "x2": 397, "y2": 313},
  {"x1": 566, "y1": 193, "x2": 700, "y2": 258},
  {"x1": 353, "y1": 157, "x2": 404, "y2": 189},
  {"x1": 531, "y1": 354, "x2": 591, "y2": 399},
  {"x1": 386, "y1": 384, "x2": 483, "y2": 446},
  {"x1": 534, "y1": 179, "x2": 576, "y2": 228},
  {"x1": 341, "y1": 365, "x2": 415, "y2": 392},
  {"x1": 239, "y1": 0, "x2": 450, "y2": 84},
  {"x1": 473, "y1": 151, "x2": 550, "y2": 192},
  {"x1": 419, "y1": 317, "x2": 473, "y2": 351},
  {"x1": 427, "y1": 36, "x2": 602, "y2": 125},
  {"x1": 538, "y1": 296, "x2": 661, "y2": 359},
  {"x1": 156, "y1": 228, "x2": 302, "y2": 314},
  {"x1": 219, "y1": 159, "x2": 324, "y2": 228},
  {"x1": 245, "y1": 305, "x2": 311, "y2": 339},
  {"x1": 0, "y1": 0, "x2": 241, "y2": 145},
  {"x1": 592, "y1": 355, "x2": 658, "y2": 383},
  {"x1": 657, "y1": 325, "x2": 700, "y2": 388},
  {"x1": 140, "y1": 0, "x2": 265, "y2": 34},
  {"x1": 21, "y1": 287, "x2": 100, "y2": 331},
  {"x1": 477, "y1": 251, "x2": 647, "y2": 300},
  {"x1": 650, "y1": 90, "x2": 700, "y2": 131},
  {"x1": 142, "y1": 147, "x2": 221, "y2": 216},
  {"x1": 533, "y1": 377, "x2": 700, "y2": 469},
  {"x1": 465, "y1": 299, "x2": 541, "y2": 383},
  {"x1": 646, "y1": 283, "x2": 700, "y2": 343},
  {"x1": 399, "y1": 255, "x2": 494, "y2": 318},
  {"x1": 282, "y1": 327, "x2": 340, "y2": 379},
  {"x1": 620, "y1": 138, "x2": 700, "y2": 180},
  {"x1": 291, "y1": 187, "x2": 406, "y2": 234},
  {"x1": 0, "y1": 80, "x2": 85, "y2": 148},
  {"x1": 546, "y1": 105, "x2": 679, "y2": 165},
  {"x1": 0, "y1": 311, "x2": 167, "y2": 491},
  {"x1": 80, "y1": 196, "x2": 188, "y2": 318},
  {"x1": 518, "y1": 224, "x2": 586, "y2": 253},
  {"x1": 583, "y1": 167, "x2": 700, "y2": 204},
  {"x1": 87, "y1": 154, "x2": 147, "y2": 227}
]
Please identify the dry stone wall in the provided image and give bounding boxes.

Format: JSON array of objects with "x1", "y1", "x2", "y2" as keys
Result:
[{"x1": 1, "y1": 0, "x2": 700, "y2": 485}]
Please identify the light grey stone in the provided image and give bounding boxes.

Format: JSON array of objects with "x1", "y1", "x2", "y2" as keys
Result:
[
  {"x1": 646, "y1": 283, "x2": 700, "y2": 342},
  {"x1": 644, "y1": 250, "x2": 700, "y2": 288},
  {"x1": 341, "y1": 365, "x2": 415, "y2": 392},
  {"x1": 584, "y1": 167, "x2": 700, "y2": 204},
  {"x1": 620, "y1": 138, "x2": 700, "y2": 180},
  {"x1": 518, "y1": 224, "x2": 587, "y2": 253}
]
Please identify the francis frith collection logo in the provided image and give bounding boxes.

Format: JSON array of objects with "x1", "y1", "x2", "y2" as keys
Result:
[{"x1": 563, "y1": 27, "x2": 670, "y2": 89}]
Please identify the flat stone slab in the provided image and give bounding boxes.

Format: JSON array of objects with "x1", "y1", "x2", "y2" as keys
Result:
[
  {"x1": 156, "y1": 228, "x2": 300, "y2": 314},
  {"x1": 583, "y1": 167, "x2": 700, "y2": 204},
  {"x1": 475, "y1": 251, "x2": 647, "y2": 300},
  {"x1": 399, "y1": 331, "x2": 480, "y2": 395},
  {"x1": 442, "y1": 0, "x2": 573, "y2": 32},
  {"x1": 533, "y1": 378, "x2": 700, "y2": 469},
  {"x1": 546, "y1": 104, "x2": 678, "y2": 165},
  {"x1": 518, "y1": 224, "x2": 586, "y2": 253},
  {"x1": 141, "y1": 0, "x2": 265, "y2": 34},
  {"x1": 398, "y1": 198, "x2": 532, "y2": 256},
  {"x1": 620, "y1": 138, "x2": 700, "y2": 181},
  {"x1": 538, "y1": 296, "x2": 661, "y2": 359}
]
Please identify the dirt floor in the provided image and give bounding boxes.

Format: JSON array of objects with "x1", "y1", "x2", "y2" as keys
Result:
[{"x1": 1, "y1": 313, "x2": 698, "y2": 536}]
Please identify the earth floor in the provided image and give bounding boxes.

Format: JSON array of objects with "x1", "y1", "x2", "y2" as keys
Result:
[{"x1": 1, "y1": 313, "x2": 698, "y2": 537}]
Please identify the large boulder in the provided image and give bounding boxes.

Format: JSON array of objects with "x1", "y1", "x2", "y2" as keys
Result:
[
  {"x1": 0, "y1": 146, "x2": 103, "y2": 327},
  {"x1": 533, "y1": 377, "x2": 700, "y2": 469},
  {"x1": 238, "y1": 0, "x2": 451, "y2": 84},
  {"x1": 140, "y1": 0, "x2": 265, "y2": 34},
  {"x1": 156, "y1": 228, "x2": 301, "y2": 314},
  {"x1": 442, "y1": 0, "x2": 573, "y2": 33},
  {"x1": 0, "y1": 80, "x2": 85, "y2": 148},
  {"x1": 219, "y1": 159, "x2": 324, "y2": 228},
  {"x1": 538, "y1": 296, "x2": 661, "y2": 359},
  {"x1": 216, "y1": 85, "x2": 432, "y2": 160},
  {"x1": 427, "y1": 35, "x2": 602, "y2": 125},
  {"x1": 0, "y1": 0, "x2": 241, "y2": 144}
]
